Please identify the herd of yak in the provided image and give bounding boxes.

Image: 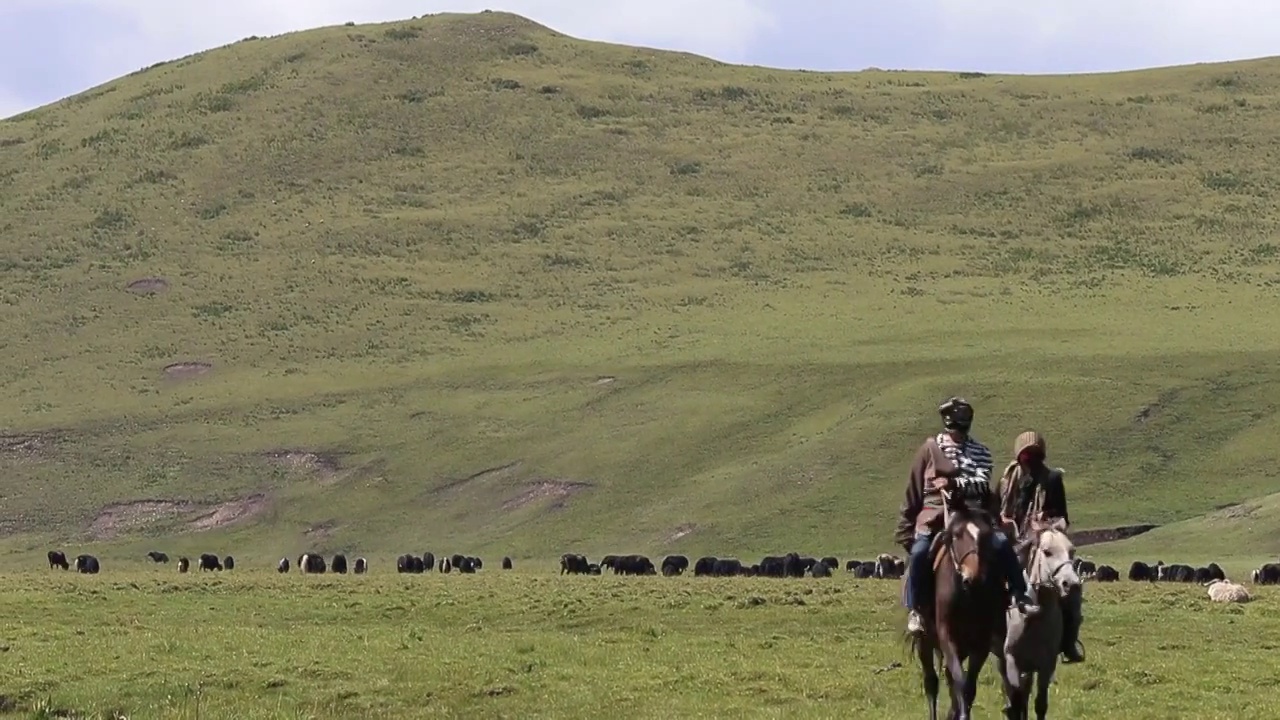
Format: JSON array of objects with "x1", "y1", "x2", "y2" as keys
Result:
[{"x1": 43, "y1": 547, "x2": 1280, "y2": 586}]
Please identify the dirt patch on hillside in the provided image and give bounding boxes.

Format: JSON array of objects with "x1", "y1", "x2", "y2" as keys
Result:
[
  {"x1": 501, "y1": 480, "x2": 593, "y2": 511},
  {"x1": 126, "y1": 277, "x2": 169, "y2": 294},
  {"x1": 187, "y1": 494, "x2": 269, "y2": 532},
  {"x1": 431, "y1": 461, "x2": 523, "y2": 495},
  {"x1": 304, "y1": 519, "x2": 338, "y2": 541},
  {"x1": 1070, "y1": 524, "x2": 1160, "y2": 547},
  {"x1": 1210, "y1": 502, "x2": 1259, "y2": 520},
  {"x1": 89, "y1": 500, "x2": 202, "y2": 540},
  {"x1": 0, "y1": 430, "x2": 65, "y2": 460},
  {"x1": 262, "y1": 449, "x2": 345, "y2": 481},
  {"x1": 163, "y1": 361, "x2": 212, "y2": 380},
  {"x1": 89, "y1": 494, "x2": 269, "y2": 539},
  {"x1": 1133, "y1": 389, "x2": 1180, "y2": 425},
  {"x1": 594, "y1": 376, "x2": 616, "y2": 385},
  {"x1": 666, "y1": 523, "x2": 697, "y2": 543}
]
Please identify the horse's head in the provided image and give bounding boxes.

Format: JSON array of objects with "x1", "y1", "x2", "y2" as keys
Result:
[
  {"x1": 1023, "y1": 517, "x2": 1081, "y2": 597},
  {"x1": 944, "y1": 505, "x2": 995, "y2": 587}
]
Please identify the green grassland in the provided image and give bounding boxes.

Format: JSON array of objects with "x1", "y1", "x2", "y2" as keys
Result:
[
  {"x1": 0, "y1": 571, "x2": 1273, "y2": 719},
  {"x1": 2, "y1": 11, "x2": 1280, "y2": 569}
]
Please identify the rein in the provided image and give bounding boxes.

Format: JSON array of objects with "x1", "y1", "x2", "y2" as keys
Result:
[{"x1": 941, "y1": 490, "x2": 984, "y2": 575}]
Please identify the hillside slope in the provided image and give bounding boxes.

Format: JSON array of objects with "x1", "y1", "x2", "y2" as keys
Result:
[{"x1": 3, "y1": 11, "x2": 1280, "y2": 567}]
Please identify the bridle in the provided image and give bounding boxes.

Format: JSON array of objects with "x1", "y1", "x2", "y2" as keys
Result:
[
  {"x1": 942, "y1": 490, "x2": 987, "y2": 579},
  {"x1": 1027, "y1": 531, "x2": 1074, "y2": 590}
]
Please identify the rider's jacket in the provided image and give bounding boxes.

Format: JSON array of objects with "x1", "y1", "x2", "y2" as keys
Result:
[{"x1": 895, "y1": 432, "x2": 996, "y2": 549}]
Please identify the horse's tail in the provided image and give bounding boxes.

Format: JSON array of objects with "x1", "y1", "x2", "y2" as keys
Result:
[{"x1": 905, "y1": 631, "x2": 942, "y2": 670}]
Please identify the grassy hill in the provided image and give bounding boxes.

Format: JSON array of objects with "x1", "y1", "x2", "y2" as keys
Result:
[{"x1": 3, "y1": 10, "x2": 1280, "y2": 569}]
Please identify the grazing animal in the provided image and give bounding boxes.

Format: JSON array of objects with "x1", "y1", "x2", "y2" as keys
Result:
[
  {"x1": 1071, "y1": 558, "x2": 1096, "y2": 579},
  {"x1": 147, "y1": 551, "x2": 169, "y2": 564},
  {"x1": 911, "y1": 505, "x2": 1008, "y2": 720},
  {"x1": 661, "y1": 555, "x2": 689, "y2": 576},
  {"x1": 1127, "y1": 561, "x2": 1153, "y2": 582},
  {"x1": 1003, "y1": 518, "x2": 1081, "y2": 720},
  {"x1": 560, "y1": 553, "x2": 590, "y2": 575},
  {"x1": 614, "y1": 554, "x2": 656, "y2": 576},
  {"x1": 457, "y1": 556, "x2": 477, "y2": 573},
  {"x1": 74, "y1": 554, "x2": 100, "y2": 574},
  {"x1": 587, "y1": 563, "x2": 601, "y2": 575},
  {"x1": 198, "y1": 553, "x2": 222, "y2": 571},
  {"x1": 811, "y1": 561, "x2": 832, "y2": 578},
  {"x1": 600, "y1": 555, "x2": 619, "y2": 572},
  {"x1": 1093, "y1": 565, "x2": 1119, "y2": 582},
  {"x1": 354, "y1": 557, "x2": 368, "y2": 574},
  {"x1": 331, "y1": 554, "x2": 348, "y2": 574},
  {"x1": 177, "y1": 557, "x2": 191, "y2": 573},
  {"x1": 440, "y1": 557, "x2": 452, "y2": 573},
  {"x1": 855, "y1": 561, "x2": 877, "y2": 579},
  {"x1": 1206, "y1": 579, "x2": 1252, "y2": 604},
  {"x1": 421, "y1": 553, "x2": 435, "y2": 572},
  {"x1": 693, "y1": 556, "x2": 718, "y2": 577},
  {"x1": 845, "y1": 559, "x2": 861, "y2": 572},
  {"x1": 502, "y1": 556, "x2": 513, "y2": 570},
  {"x1": 47, "y1": 550, "x2": 69, "y2": 570},
  {"x1": 1158, "y1": 563, "x2": 1195, "y2": 583},
  {"x1": 711, "y1": 558, "x2": 742, "y2": 577},
  {"x1": 1206, "y1": 562, "x2": 1226, "y2": 582},
  {"x1": 756, "y1": 556, "x2": 784, "y2": 577},
  {"x1": 300, "y1": 553, "x2": 326, "y2": 574},
  {"x1": 820, "y1": 556, "x2": 839, "y2": 571},
  {"x1": 876, "y1": 553, "x2": 905, "y2": 579},
  {"x1": 223, "y1": 556, "x2": 234, "y2": 571},
  {"x1": 277, "y1": 557, "x2": 290, "y2": 573},
  {"x1": 1250, "y1": 563, "x2": 1280, "y2": 585}
]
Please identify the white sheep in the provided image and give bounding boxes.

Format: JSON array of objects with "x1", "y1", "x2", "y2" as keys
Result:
[{"x1": 1205, "y1": 579, "x2": 1252, "y2": 604}]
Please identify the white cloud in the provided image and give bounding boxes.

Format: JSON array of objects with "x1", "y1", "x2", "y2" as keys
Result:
[{"x1": 931, "y1": 0, "x2": 1280, "y2": 68}]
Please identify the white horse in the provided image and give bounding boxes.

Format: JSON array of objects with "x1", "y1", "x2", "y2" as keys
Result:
[{"x1": 1001, "y1": 518, "x2": 1081, "y2": 720}]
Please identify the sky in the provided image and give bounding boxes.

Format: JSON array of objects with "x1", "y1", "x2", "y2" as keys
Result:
[{"x1": 3, "y1": 0, "x2": 1280, "y2": 120}]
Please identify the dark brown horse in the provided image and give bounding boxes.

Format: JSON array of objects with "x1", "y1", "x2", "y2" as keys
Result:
[{"x1": 911, "y1": 503, "x2": 1009, "y2": 720}]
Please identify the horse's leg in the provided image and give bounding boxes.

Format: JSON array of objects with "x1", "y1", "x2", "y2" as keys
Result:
[
  {"x1": 941, "y1": 648, "x2": 967, "y2": 720},
  {"x1": 1034, "y1": 663, "x2": 1054, "y2": 720},
  {"x1": 917, "y1": 637, "x2": 939, "y2": 720},
  {"x1": 962, "y1": 649, "x2": 988, "y2": 718},
  {"x1": 994, "y1": 641, "x2": 1019, "y2": 719}
]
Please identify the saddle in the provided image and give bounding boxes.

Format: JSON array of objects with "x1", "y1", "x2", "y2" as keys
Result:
[
  {"x1": 899, "y1": 524, "x2": 1013, "y2": 611},
  {"x1": 899, "y1": 535, "x2": 952, "y2": 607}
]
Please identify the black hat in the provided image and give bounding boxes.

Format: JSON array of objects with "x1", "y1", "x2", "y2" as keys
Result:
[{"x1": 938, "y1": 397, "x2": 974, "y2": 431}]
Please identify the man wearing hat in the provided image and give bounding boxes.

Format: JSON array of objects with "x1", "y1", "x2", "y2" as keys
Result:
[{"x1": 896, "y1": 397, "x2": 1041, "y2": 636}]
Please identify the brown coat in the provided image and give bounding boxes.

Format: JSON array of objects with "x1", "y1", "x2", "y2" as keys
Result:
[
  {"x1": 894, "y1": 434, "x2": 1000, "y2": 550},
  {"x1": 997, "y1": 431, "x2": 1070, "y2": 539}
]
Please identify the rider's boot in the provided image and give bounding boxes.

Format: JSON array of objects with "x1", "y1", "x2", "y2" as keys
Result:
[
  {"x1": 1060, "y1": 591, "x2": 1085, "y2": 663},
  {"x1": 907, "y1": 609, "x2": 926, "y2": 636}
]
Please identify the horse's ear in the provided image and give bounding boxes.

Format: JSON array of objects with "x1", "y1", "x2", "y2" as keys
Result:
[{"x1": 1048, "y1": 518, "x2": 1068, "y2": 533}]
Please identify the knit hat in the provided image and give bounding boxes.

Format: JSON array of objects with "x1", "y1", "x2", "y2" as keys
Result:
[{"x1": 1013, "y1": 431, "x2": 1046, "y2": 458}]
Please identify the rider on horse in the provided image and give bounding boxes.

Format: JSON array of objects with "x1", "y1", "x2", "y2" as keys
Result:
[
  {"x1": 896, "y1": 397, "x2": 1040, "y2": 636},
  {"x1": 998, "y1": 430, "x2": 1086, "y2": 664}
]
